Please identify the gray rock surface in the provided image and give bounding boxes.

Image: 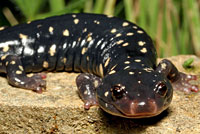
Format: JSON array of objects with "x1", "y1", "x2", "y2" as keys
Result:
[{"x1": 0, "y1": 55, "x2": 200, "y2": 134}]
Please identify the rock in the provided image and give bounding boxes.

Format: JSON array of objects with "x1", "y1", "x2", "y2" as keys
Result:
[{"x1": 0, "y1": 55, "x2": 200, "y2": 134}]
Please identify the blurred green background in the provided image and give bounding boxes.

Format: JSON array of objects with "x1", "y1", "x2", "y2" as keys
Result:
[{"x1": 0, "y1": 0, "x2": 199, "y2": 57}]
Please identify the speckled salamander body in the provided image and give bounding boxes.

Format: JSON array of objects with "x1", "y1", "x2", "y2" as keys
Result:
[{"x1": 0, "y1": 13, "x2": 199, "y2": 118}]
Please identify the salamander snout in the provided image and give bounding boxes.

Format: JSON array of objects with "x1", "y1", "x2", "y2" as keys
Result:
[{"x1": 128, "y1": 99, "x2": 158, "y2": 117}]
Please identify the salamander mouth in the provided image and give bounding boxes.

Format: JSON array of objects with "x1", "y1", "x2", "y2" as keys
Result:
[{"x1": 98, "y1": 98, "x2": 169, "y2": 118}]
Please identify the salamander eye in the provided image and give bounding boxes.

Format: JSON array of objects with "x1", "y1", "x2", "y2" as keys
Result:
[
  {"x1": 155, "y1": 82, "x2": 168, "y2": 97},
  {"x1": 111, "y1": 84, "x2": 126, "y2": 100}
]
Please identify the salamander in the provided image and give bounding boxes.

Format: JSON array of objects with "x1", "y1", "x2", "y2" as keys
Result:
[{"x1": 0, "y1": 13, "x2": 199, "y2": 118}]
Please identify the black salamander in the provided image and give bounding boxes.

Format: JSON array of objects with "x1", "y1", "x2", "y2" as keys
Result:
[{"x1": 0, "y1": 13, "x2": 199, "y2": 118}]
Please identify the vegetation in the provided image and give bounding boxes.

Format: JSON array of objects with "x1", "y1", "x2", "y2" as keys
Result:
[{"x1": 0, "y1": 0, "x2": 199, "y2": 57}]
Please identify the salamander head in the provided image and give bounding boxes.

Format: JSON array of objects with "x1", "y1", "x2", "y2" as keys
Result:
[{"x1": 97, "y1": 69, "x2": 173, "y2": 118}]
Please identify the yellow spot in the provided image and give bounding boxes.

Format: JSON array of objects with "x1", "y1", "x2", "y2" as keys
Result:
[
  {"x1": 74, "y1": 19, "x2": 79, "y2": 24},
  {"x1": 86, "y1": 56, "x2": 89, "y2": 61},
  {"x1": 87, "y1": 36, "x2": 92, "y2": 42},
  {"x1": 81, "y1": 47, "x2": 88, "y2": 55},
  {"x1": 133, "y1": 26, "x2": 137, "y2": 29},
  {"x1": 109, "y1": 70, "x2": 116, "y2": 75},
  {"x1": 99, "y1": 64, "x2": 104, "y2": 77},
  {"x1": 116, "y1": 40, "x2": 124, "y2": 44},
  {"x1": 107, "y1": 15, "x2": 113, "y2": 18},
  {"x1": 161, "y1": 63, "x2": 167, "y2": 70},
  {"x1": 111, "y1": 28, "x2": 117, "y2": 33},
  {"x1": 43, "y1": 61, "x2": 49, "y2": 68},
  {"x1": 83, "y1": 28, "x2": 87, "y2": 33},
  {"x1": 124, "y1": 61, "x2": 130, "y2": 64},
  {"x1": 94, "y1": 80, "x2": 99, "y2": 88},
  {"x1": 72, "y1": 14, "x2": 76, "y2": 18},
  {"x1": 122, "y1": 22, "x2": 129, "y2": 27},
  {"x1": 94, "y1": 20, "x2": 100, "y2": 24},
  {"x1": 16, "y1": 70, "x2": 22, "y2": 74},
  {"x1": 122, "y1": 42, "x2": 129, "y2": 47},
  {"x1": 116, "y1": 33, "x2": 122, "y2": 37},
  {"x1": 124, "y1": 66, "x2": 130, "y2": 70},
  {"x1": 138, "y1": 41, "x2": 145, "y2": 46},
  {"x1": 3, "y1": 45, "x2": 9, "y2": 52},
  {"x1": 129, "y1": 72, "x2": 134, "y2": 75},
  {"x1": 19, "y1": 33, "x2": 28, "y2": 39},
  {"x1": 138, "y1": 81, "x2": 141, "y2": 84},
  {"x1": 18, "y1": 65, "x2": 24, "y2": 71},
  {"x1": 5, "y1": 61, "x2": 8, "y2": 66},
  {"x1": 104, "y1": 58, "x2": 111, "y2": 67},
  {"x1": 137, "y1": 30, "x2": 144, "y2": 34},
  {"x1": 27, "y1": 21, "x2": 31, "y2": 24},
  {"x1": 110, "y1": 64, "x2": 117, "y2": 71},
  {"x1": 104, "y1": 91, "x2": 109, "y2": 97},
  {"x1": 140, "y1": 48, "x2": 147, "y2": 53},
  {"x1": 10, "y1": 61, "x2": 16, "y2": 65},
  {"x1": 127, "y1": 33, "x2": 134, "y2": 36},
  {"x1": 62, "y1": 58, "x2": 67, "y2": 64},
  {"x1": 37, "y1": 24, "x2": 42, "y2": 28},
  {"x1": 27, "y1": 73, "x2": 34, "y2": 77},
  {"x1": 0, "y1": 27, "x2": 5, "y2": 31},
  {"x1": 63, "y1": 29, "x2": 69, "y2": 36},
  {"x1": 1, "y1": 55, "x2": 7, "y2": 60},
  {"x1": 49, "y1": 26, "x2": 54, "y2": 33},
  {"x1": 49, "y1": 44, "x2": 56, "y2": 56},
  {"x1": 135, "y1": 59, "x2": 141, "y2": 62}
]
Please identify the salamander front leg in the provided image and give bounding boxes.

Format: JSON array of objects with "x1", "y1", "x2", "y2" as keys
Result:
[
  {"x1": 4, "y1": 55, "x2": 46, "y2": 93},
  {"x1": 76, "y1": 73, "x2": 102, "y2": 110},
  {"x1": 156, "y1": 59, "x2": 199, "y2": 93}
]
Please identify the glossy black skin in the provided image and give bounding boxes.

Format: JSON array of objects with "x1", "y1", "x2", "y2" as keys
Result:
[{"x1": 0, "y1": 13, "x2": 198, "y2": 118}]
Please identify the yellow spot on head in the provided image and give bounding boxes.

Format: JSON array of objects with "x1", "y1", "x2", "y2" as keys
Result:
[
  {"x1": 5, "y1": 61, "x2": 8, "y2": 66},
  {"x1": 19, "y1": 33, "x2": 28, "y2": 39},
  {"x1": 122, "y1": 22, "x2": 129, "y2": 27},
  {"x1": 94, "y1": 80, "x2": 99, "y2": 88},
  {"x1": 140, "y1": 48, "x2": 147, "y2": 53},
  {"x1": 43, "y1": 61, "x2": 49, "y2": 68},
  {"x1": 161, "y1": 63, "x2": 167, "y2": 70},
  {"x1": 74, "y1": 19, "x2": 79, "y2": 24},
  {"x1": 63, "y1": 29, "x2": 69, "y2": 36}
]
